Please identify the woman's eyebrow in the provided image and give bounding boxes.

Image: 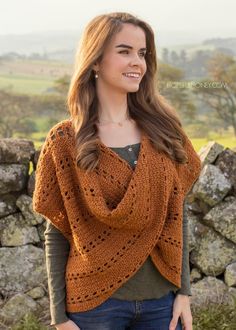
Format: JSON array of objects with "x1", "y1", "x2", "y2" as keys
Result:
[{"x1": 115, "y1": 44, "x2": 147, "y2": 51}]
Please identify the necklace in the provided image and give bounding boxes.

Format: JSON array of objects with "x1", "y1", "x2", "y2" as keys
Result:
[{"x1": 98, "y1": 112, "x2": 130, "y2": 127}]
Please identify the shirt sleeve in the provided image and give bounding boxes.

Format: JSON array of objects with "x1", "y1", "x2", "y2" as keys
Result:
[
  {"x1": 44, "y1": 221, "x2": 70, "y2": 326},
  {"x1": 176, "y1": 201, "x2": 192, "y2": 296},
  {"x1": 32, "y1": 134, "x2": 72, "y2": 242}
]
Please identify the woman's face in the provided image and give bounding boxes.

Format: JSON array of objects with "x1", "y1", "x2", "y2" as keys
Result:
[{"x1": 94, "y1": 23, "x2": 147, "y2": 94}]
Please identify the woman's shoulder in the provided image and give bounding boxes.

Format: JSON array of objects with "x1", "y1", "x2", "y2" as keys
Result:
[
  {"x1": 48, "y1": 117, "x2": 72, "y2": 135},
  {"x1": 45, "y1": 118, "x2": 74, "y2": 143},
  {"x1": 39, "y1": 118, "x2": 75, "y2": 158}
]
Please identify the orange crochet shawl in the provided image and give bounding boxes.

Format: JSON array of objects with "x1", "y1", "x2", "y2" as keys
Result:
[{"x1": 33, "y1": 119, "x2": 201, "y2": 312}]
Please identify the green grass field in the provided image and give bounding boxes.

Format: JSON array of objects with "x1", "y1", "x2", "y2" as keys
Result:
[
  {"x1": 0, "y1": 74, "x2": 54, "y2": 95},
  {"x1": 0, "y1": 58, "x2": 71, "y2": 95},
  {"x1": 192, "y1": 136, "x2": 236, "y2": 151}
]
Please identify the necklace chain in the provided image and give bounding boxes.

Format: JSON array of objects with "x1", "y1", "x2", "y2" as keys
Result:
[{"x1": 98, "y1": 112, "x2": 130, "y2": 127}]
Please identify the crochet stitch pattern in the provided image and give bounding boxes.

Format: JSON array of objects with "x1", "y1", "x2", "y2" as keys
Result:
[{"x1": 33, "y1": 119, "x2": 201, "y2": 313}]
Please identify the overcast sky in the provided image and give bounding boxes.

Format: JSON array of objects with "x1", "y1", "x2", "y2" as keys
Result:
[{"x1": 0, "y1": 0, "x2": 235, "y2": 38}]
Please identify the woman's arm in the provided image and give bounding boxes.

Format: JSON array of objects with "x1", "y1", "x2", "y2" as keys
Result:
[
  {"x1": 176, "y1": 202, "x2": 192, "y2": 296},
  {"x1": 170, "y1": 202, "x2": 193, "y2": 330},
  {"x1": 44, "y1": 221, "x2": 70, "y2": 326}
]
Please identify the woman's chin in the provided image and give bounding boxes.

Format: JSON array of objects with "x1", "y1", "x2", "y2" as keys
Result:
[{"x1": 124, "y1": 84, "x2": 140, "y2": 93}]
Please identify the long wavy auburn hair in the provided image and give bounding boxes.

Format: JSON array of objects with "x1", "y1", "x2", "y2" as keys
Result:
[{"x1": 67, "y1": 12, "x2": 189, "y2": 172}]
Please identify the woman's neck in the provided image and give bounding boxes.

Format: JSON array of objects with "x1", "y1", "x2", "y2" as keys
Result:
[{"x1": 96, "y1": 86, "x2": 128, "y2": 122}]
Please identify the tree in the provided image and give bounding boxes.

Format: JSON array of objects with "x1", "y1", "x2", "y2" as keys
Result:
[
  {"x1": 179, "y1": 50, "x2": 187, "y2": 69},
  {"x1": 158, "y1": 62, "x2": 197, "y2": 123},
  {"x1": 31, "y1": 93, "x2": 68, "y2": 117},
  {"x1": 0, "y1": 90, "x2": 68, "y2": 138},
  {"x1": 162, "y1": 48, "x2": 169, "y2": 64},
  {"x1": 53, "y1": 74, "x2": 70, "y2": 96},
  {"x1": 0, "y1": 90, "x2": 33, "y2": 138},
  {"x1": 170, "y1": 50, "x2": 180, "y2": 66},
  {"x1": 193, "y1": 53, "x2": 236, "y2": 136},
  {"x1": 187, "y1": 50, "x2": 211, "y2": 78}
]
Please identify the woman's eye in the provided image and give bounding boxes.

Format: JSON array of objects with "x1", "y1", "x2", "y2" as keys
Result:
[
  {"x1": 139, "y1": 52, "x2": 146, "y2": 58},
  {"x1": 119, "y1": 50, "x2": 146, "y2": 58}
]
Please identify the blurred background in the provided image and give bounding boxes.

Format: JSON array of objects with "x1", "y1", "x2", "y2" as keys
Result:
[{"x1": 0, "y1": 0, "x2": 236, "y2": 151}]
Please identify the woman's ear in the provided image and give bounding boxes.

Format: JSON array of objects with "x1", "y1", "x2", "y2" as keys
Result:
[{"x1": 92, "y1": 62, "x2": 99, "y2": 72}]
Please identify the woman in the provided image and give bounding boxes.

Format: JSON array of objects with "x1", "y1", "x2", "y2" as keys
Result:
[{"x1": 33, "y1": 12, "x2": 201, "y2": 330}]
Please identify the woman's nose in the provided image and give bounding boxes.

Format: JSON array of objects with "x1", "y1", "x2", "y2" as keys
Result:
[{"x1": 129, "y1": 54, "x2": 143, "y2": 66}]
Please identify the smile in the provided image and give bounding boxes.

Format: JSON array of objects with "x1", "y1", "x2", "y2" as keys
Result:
[{"x1": 122, "y1": 72, "x2": 141, "y2": 79}]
